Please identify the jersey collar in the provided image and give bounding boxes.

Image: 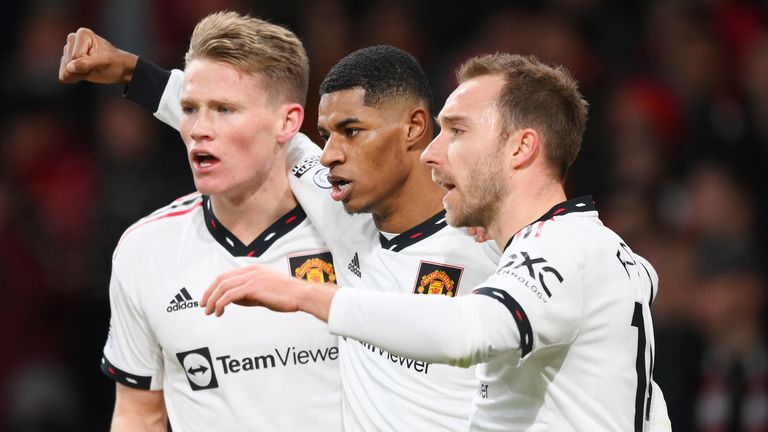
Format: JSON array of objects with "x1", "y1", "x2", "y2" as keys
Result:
[
  {"x1": 202, "y1": 195, "x2": 307, "y2": 257},
  {"x1": 379, "y1": 210, "x2": 448, "y2": 252},
  {"x1": 503, "y1": 195, "x2": 596, "y2": 252}
]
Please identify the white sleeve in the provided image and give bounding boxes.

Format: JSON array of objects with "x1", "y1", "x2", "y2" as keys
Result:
[
  {"x1": 286, "y1": 133, "x2": 350, "y2": 247},
  {"x1": 328, "y1": 287, "x2": 520, "y2": 368},
  {"x1": 476, "y1": 238, "x2": 583, "y2": 361},
  {"x1": 327, "y1": 238, "x2": 583, "y2": 367},
  {"x1": 153, "y1": 68, "x2": 184, "y2": 130},
  {"x1": 101, "y1": 258, "x2": 164, "y2": 390},
  {"x1": 286, "y1": 131, "x2": 322, "y2": 168}
]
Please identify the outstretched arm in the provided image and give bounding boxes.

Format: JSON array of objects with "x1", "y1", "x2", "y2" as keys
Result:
[
  {"x1": 201, "y1": 264, "x2": 338, "y2": 321},
  {"x1": 200, "y1": 263, "x2": 519, "y2": 367}
]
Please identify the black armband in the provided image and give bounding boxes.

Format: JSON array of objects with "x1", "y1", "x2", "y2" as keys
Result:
[
  {"x1": 473, "y1": 287, "x2": 534, "y2": 357},
  {"x1": 123, "y1": 57, "x2": 172, "y2": 112},
  {"x1": 100, "y1": 355, "x2": 152, "y2": 390}
]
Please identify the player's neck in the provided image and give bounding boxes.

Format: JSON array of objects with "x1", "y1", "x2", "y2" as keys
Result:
[
  {"x1": 209, "y1": 168, "x2": 297, "y2": 245},
  {"x1": 491, "y1": 177, "x2": 566, "y2": 251},
  {"x1": 371, "y1": 167, "x2": 445, "y2": 233}
]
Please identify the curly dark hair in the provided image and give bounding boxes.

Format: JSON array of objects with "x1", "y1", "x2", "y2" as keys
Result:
[{"x1": 319, "y1": 45, "x2": 434, "y2": 114}]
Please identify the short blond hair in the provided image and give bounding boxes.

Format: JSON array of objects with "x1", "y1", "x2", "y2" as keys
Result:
[
  {"x1": 185, "y1": 11, "x2": 309, "y2": 106},
  {"x1": 458, "y1": 53, "x2": 588, "y2": 181}
]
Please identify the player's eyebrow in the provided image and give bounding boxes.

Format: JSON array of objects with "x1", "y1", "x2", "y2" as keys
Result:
[
  {"x1": 436, "y1": 114, "x2": 468, "y2": 128},
  {"x1": 180, "y1": 97, "x2": 239, "y2": 106},
  {"x1": 333, "y1": 117, "x2": 361, "y2": 129}
]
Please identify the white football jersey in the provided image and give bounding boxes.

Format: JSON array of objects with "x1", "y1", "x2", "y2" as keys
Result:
[
  {"x1": 102, "y1": 193, "x2": 341, "y2": 431},
  {"x1": 469, "y1": 197, "x2": 660, "y2": 431},
  {"x1": 286, "y1": 136, "x2": 499, "y2": 431},
  {"x1": 328, "y1": 197, "x2": 670, "y2": 431}
]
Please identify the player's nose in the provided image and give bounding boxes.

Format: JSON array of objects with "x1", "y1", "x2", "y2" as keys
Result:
[
  {"x1": 320, "y1": 134, "x2": 345, "y2": 168},
  {"x1": 421, "y1": 132, "x2": 445, "y2": 167}
]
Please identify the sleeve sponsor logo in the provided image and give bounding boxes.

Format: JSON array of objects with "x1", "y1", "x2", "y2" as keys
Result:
[
  {"x1": 289, "y1": 251, "x2": 337, "y2": 284},
  {"x1": 313, "y1": 167, "x2": 332, "y2": 189},
  {"x1": 413, "y1": 261, "x2": 464, "y2": 297},
  {"x1": 290, "y1": 155, "x2": 320, "y2": 178},
  {"x1": 496, "y1": 251, "x2": 563, "y2": 303}
]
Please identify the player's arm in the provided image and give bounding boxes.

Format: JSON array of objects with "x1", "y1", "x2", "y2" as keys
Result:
[
  {"x1": 111, "y1": 384, "x2": 167, "y2": 432},
  {"x1": 103, "y1": 244, "x2": 167, "y2": 430},
  {"x1": 59, "y1": 27, "x2": 183, "y2": 128},
  {"x1": 200, "y1": 260, "x2": 556, "y2": 368}
]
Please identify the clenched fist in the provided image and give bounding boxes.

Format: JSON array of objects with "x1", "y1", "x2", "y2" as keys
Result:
[{"x1": 59, "y1": 27, "x2": 138, "y2": 84}]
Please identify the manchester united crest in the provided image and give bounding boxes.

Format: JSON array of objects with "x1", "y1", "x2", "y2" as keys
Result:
[
  {"x1": 413, "y1": 261, "x2": 463, "y2": 297},
  {"x1": 289, "y1": 251, "x2": 337, "y2": 284}
]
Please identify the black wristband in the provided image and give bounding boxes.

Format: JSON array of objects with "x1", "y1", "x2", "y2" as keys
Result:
[{"x1": 123, "y1": 57, "x2": 172, "y2": 112}]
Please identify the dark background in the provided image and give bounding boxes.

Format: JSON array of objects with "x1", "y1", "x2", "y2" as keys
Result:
[{"x1": 2, "y1": 0, "x2": 767, "y2": 430}]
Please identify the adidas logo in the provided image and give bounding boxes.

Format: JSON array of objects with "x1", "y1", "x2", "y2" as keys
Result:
[
  {"x1": 347, "y1": 253, "x2": 361, "y2": 278},
  {"x1": 167, "y1": 287, "x2": 199, "y2": 313}
]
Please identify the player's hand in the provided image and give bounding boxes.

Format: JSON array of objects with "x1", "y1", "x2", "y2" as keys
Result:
[
  {"x1": 467, "y1": 226, "x2": 491, "y2": 242},
  {"x1": 59, "y1": 27, "x2": 139, "y2": 84},
  {"x1": 201, "y1": 264, "x2": 339, "y2": 321},
  {"x1": 201, "y1": 264, "x2": 301, "y2": 316}
]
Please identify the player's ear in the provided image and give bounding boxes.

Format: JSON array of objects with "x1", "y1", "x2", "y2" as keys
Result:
[
  {"x1": 277, "y1": 103, "x2": 304, "y2": 144},
  {"x1": 509, "y1": 128, "x2": 539, "y2": 169},
  {"x1": 405, "y1": 107, "x2": 429, "y2": 150}
]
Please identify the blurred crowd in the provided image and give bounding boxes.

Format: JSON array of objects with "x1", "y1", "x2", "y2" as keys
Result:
[{"x1": 1, "y1": 0, "x2": 767, "y2": 430}]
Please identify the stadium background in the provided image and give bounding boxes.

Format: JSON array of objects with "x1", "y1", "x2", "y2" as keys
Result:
[{"x1": 1, "y1": 0, "x2": 767, "y2": 430}]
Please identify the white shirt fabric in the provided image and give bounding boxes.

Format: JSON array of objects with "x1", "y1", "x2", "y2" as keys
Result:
[
  {"x1": 328, "y1": 197, "x2": 672, "y2": 431},
  {"x1": 102, "y1": 193, "x2": 342, "y2": 431}
]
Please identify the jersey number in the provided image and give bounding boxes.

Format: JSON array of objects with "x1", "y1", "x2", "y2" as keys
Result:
[
  {"x1": 631, "y1": 302, "x2": 649, "y2": 432},
  {"x1": 619, "y1": 243, "x2": 653, "y2": 432}
]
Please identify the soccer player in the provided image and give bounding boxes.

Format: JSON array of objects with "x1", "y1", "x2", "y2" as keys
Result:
[
  {"x1": 61, "y1": 36, "x2": 499, "y2": 430},
  {"x1": 281, "y1": 46, "x2": 500, "y2": 430},
  {"x1": 201, "y1": 53, "x2": 673, "y2": 431},
  {"x1": 76, "y1": 12, "x2": 341, "y2": 431}
]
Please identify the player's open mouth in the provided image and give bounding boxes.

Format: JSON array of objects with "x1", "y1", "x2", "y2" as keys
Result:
[
  {"x1": 328, "y1": 176, "x2": 352, "y2": 202},
  {"x1": 431, "y1": 170, "x2": 456, "y2": 192},
  {"x1": 192, "y1": 151, "x2": 220, "y2": 170}
]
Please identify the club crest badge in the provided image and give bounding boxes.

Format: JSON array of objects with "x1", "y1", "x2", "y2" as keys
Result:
[
  {"x1": 289, "y1": 251, "x2": 337, "y2": 284},
  {"x1": 413, "y1": 261, "x2": 463, "y2": 297}
]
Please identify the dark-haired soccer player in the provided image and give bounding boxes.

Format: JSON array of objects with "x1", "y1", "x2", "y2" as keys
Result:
[{"x1": 283, "y1": 46, "x2": 500, "y2": 430}]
